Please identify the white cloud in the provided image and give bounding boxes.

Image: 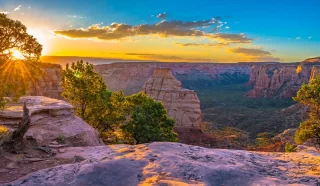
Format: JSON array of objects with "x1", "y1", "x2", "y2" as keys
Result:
[
  {"x1": 68, "y1": 15, "x2": 86, "y2": 19},
  {"x1": 296, "y1": 37, "x2": 301, "y2": 40},
  {"x1": 225, "y1": 26, "x2": 230, "y2": 29},
  {"x1": 14, "y1": 5, "x2": 22, "y2": 11},
  {"x1": 0, "y1": 11, "x2": 9, "y2": 14}
]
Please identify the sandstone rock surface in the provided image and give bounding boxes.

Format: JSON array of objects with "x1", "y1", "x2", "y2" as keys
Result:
[
  {"x1": 0, "y1": 96, "x2": 103, "y2": 146},
  {"x1": 6, "y1": 142, "x2": 320, "y2": 186},
  {"x1": 94, "y1": 62, "x2": 252, "y2": 95},
  {"x1": 27, "y1": 63, "x2": 63, "y2": 100},
  {"x1": 247, "y1": 62, "x2": 320, "y2": 98},
  {"x1": 142, "y1": 68, "x2": 202, "y2": 130}
]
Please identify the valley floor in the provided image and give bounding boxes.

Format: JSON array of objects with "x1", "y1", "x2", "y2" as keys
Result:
[{"x1": 2, "y1": 142, "x2": 320, "y2": 186}]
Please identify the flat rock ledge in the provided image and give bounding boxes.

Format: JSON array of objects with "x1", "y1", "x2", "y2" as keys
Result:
[
  {"x1": 0, "y1": 96, "x2": 103, "y2": 147},
  {"x1": 5, "y1": 142, "x2": 320, "y2": 186}
]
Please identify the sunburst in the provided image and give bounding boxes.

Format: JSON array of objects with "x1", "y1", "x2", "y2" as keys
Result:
[
  {"x1": 11, "y1": 50, "x2": 25, "y2": 60},
  {"x1": 0, "y1": 59, "x2": 43, "y2": 98}
]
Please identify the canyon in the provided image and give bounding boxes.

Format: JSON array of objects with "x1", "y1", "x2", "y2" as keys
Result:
[
  {"x1": 33, "y1": 57, "x2": 320, "y2": 101},
  {"x1": 93, "y1": 62, "x2": 253, "y2": 95}
]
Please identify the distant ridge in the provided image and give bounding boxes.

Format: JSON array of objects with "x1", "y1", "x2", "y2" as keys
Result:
[
  {"x1": 40, "y1": 56, "x2": 301, "y2": 68},
  {"x1": 40, "y1": 56, "x2": 154, "y2": 68}
]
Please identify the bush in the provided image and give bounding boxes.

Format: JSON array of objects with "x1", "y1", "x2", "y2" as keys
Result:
[
  {"x1": 0, "y1": 125, "x2": 9, "y2": 146},
  {"x1": 121, "y1": 92, "x2": 178, "y2": 144},
  {"x1": 285, "y1": 143, "x2": 297, "y2": 152},
  {"x1": 255, "y1": 132, "x2": 273, "y2": 147},
  {"x1": 293, "y1": 75, "x2": 320, "y2": 149}
]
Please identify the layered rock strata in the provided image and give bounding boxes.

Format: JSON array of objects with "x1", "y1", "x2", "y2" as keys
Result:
[
  {"x1": 247, "y1": 62, "x2": 320, "y2": 98},
  {"x1": 27, "y1": 63, "x2": 63, "y2": 100},
  {"x1": 142, "y1": 68, "x2": 202, "y2": 130},
  {"x1": 94, "y1": 62, "x2": 252, "y2": 95},
  {"x1": 0, "y1": 96, "x2": 103, "y2": 146}
]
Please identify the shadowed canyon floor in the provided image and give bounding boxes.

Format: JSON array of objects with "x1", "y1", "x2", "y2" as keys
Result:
[{"x1": 3, "y1": 142, "x2": 320, "y2": 186}]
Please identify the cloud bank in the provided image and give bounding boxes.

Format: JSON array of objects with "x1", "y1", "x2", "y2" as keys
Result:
[
  {"x1": 230, "y1": 47, "x2": 280, "y2": 62},
  {"x1": 54, "y1": 16, "x2": 252, "y2": 44}
]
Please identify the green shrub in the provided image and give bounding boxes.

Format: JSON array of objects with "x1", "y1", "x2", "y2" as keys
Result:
[
  {"x1": 285, "y1": 143, "x2": 297, "y2": 152},
  {"x1": 0, "y1": 125, "x2": 9, "y2": 146},
  {"x1": 121, "y1": 92, "x2": 178, "y2": 144}
]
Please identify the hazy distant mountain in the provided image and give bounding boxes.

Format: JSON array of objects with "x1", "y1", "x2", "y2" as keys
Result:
[{"x1": 40, "y1": 56, "x2": 153, "y2": 68}]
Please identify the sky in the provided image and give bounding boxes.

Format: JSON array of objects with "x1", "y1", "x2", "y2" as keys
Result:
[{"x1": 0, "y1": 0, "x2": 319, "y2": 62}]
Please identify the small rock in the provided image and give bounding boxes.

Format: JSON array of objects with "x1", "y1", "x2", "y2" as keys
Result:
[
  {"x1": 26, "y1": 158, "x2": 45, "y2": 163},
  {"x1": 58, "y1": 149, "x2": 66, "y2": 153},
  {"x1": 149, "y1": 158, "x2": 156, "y2": 162},
  {"x1": 49, "y1": 144, "x2": 68, "y2": 148},
  {"x1": 50, "y1": 141, "x2": 59, "y2": 145},
  {"x1": 0, "y1": 169, "x2": 9, "y2": 173},
  {"x1": 4, "y1": 156, "x2": 16, "y2": 162},
  {"x1": 6, "y1": 162, "x2": 17, "y2": 169},
  {"x1": 73, "y1": 155, "x2": 85, "y2": 163}
]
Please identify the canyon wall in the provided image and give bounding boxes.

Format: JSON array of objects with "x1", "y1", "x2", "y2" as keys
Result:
[
  {"x1": 27, "y1": 63, "x2": 63, "y2": 100},
  {"x1": 247, "y1": 61, "x2": 320, "y2": 98},
  {"x1": 142, "y1": 68, "x2": 202, "y2": 130},
  {"x1": 94, "y1": 62, "x2": 252, "y2": 95}
]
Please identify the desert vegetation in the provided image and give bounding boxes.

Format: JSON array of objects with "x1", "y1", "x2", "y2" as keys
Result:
[
  {"x1": 61, "y1": 60, "x2": 178, "y2": 144},
  {"x1": 294, "y1": 74, "x2": 320, "y2": 149},
  {"x1": 0, "y1": 13, "x2": 43, "y2": 152}
]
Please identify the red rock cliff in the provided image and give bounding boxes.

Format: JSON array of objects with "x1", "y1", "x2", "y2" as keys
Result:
[
  {"x1": 247, "y1": 60, "x2": 320, "y2": 98},
  {"x1": 142, "y1": 68, "x2": 202, "y2": 130},
  {"x1": 27, "y1": 63, "x2": 63, "y2": 99},
  {"x1": 94, "y1": 62, "x2": 252, "y2": 95}
]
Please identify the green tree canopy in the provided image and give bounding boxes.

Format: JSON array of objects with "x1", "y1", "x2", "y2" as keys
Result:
[
  {"x1": 61, "y1": 60, "x2": 108, "y2": 120},
  {"x1": 293, "y1": 74, "x2": 320, "y2": 149},
  {"x1": 0, "y1": 13, "x2": 43, "y2": 109},
  {"x1": 0, "y1": 13, "x2": 42, "y2": 61},
  {"x1": 121, "y1": 92, "x2": 178, "y2": 144}
]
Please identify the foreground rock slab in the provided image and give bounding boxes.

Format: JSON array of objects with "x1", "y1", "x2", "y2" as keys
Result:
[
  {"x1": 5, "y1": 142, "x2": 320, "y2": 186},
  {"x1": 0, "y1": 96, "x2": 103, "y2": 147}
]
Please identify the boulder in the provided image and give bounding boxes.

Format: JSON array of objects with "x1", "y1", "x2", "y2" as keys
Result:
[
  {"x1": 0, "y1": 96, "x2": 103, "y2": 147},
  {"x1": 142, "y1": 68, "x2": 202, "y2": 130}
]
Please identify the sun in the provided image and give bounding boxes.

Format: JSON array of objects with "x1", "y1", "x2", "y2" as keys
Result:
[{"x1": 11, "y1": 50, "x2": 25, "y2": 59}]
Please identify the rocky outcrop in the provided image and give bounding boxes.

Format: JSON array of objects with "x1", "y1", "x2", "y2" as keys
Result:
[
  {"x1": 247, "y1": 61, "x2": 320, "y2": 98},
  {"x1": 94, "y1": 62, "x2": 252, "y2": 95},
  {"x1": 142, "y1": 68, "x2": 202, "y2": 130},
  {"x1": 302, "y1": 56, "x2": 320, "y2": 63},
  {"x1": 7, "y1": 142, "x2": 320, "y2": 186},
  {"x1": 0, "y1": 96, "x2": 103, "y2": 147},
  {"x1": 27, "y1": 63, "x2": 63, "y2": 100}
]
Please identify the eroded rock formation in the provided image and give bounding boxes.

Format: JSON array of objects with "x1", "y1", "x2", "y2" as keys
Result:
[
  {"x1": 94, "y1": 62, "x2": 252, "y2": 95},
  {"x1": 0, "y1": 96, "x2": 103, "y2": 147},
  {"x1": 142, "y1": 68, "x2": 202, "y2": 131},
  {"x1": 247, "y1": 61, "x2": 320, "y2": 98},
  {"x1": 27, "y1": 63, "x2": 63, "y2": 100}
]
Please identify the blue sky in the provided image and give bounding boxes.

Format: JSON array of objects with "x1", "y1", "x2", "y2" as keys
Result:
[{"x1": 1, "y1": 0, "x2": 319, "y2": 62}]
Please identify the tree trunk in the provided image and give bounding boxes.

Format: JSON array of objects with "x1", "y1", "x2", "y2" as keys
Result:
[{"x1": 4, "y1": 102, "x2": 30, "y2": 153}]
